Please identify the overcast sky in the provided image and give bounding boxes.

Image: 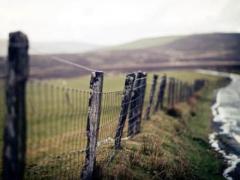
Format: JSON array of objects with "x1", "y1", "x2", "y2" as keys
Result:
[{"x1": 1, "y1": 0, "x2": 240, "y2": 45}]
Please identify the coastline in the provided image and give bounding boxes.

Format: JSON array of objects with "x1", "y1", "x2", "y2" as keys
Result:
[{"x1": 200, "y1": 70, "x2": 240, "y2": 180}]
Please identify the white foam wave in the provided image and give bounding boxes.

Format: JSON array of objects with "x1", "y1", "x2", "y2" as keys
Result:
[{"x1": 197, "y1": 70, "x2": 240, "y2": 179}]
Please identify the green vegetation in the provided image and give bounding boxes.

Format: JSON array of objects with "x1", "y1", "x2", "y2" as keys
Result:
[
  {"x1": 0, "y1": 71, "x2": 226, "y2": 179},
  {"x1": 94, "y1": 72, "x2": 226, "y2": 180},
  {"x1": 109, "y1": 36, "x2": 181, "y2": 50}
]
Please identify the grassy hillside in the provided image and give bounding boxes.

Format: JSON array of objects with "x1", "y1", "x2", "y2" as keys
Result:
[
  {"x1": 109, "y1": 33, "x2": 240, "y2": 53},
  {"x1": 1, "y1": 33, "x2": 240, "y2": 78},
  {"x1": 0, "y1": 71, "x2": 227, "y2": 179},
  {"x1": 94, "y1": 72, "x2": 227, "y2": 179},
  {"x1": 163, "y1": 33, "x2": 240, "y2": 52},
  {"x1": 109, "y1": 35, "x2": 181, "y2": 50}
]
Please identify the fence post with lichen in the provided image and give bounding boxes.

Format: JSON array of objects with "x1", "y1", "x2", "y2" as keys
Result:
[
  {"x1": 81, "y1": 71, "x2": 104, "y2": 180},
  {"x1": 114, "y1": 73, "x2": 135, "y2": 149}
]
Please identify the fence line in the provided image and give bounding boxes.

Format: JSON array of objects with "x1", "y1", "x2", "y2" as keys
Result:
[
  {"x1": 1, "y1": 31, "x2": 206, "y2": 180},
  {"x1": 30, "y1": 47, "x2": 98, "y2": 72}
]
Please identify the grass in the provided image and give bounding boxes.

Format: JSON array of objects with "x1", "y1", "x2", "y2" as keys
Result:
[
  {"x1": 93, "y1": 73, "x2": 227, "y2": 180},
  {"x1": 108, "y1": 36, "x2": 182, "y2": 51},
  {"x1": 0, "y1": 71, "x2": 226, "y2": 179}
]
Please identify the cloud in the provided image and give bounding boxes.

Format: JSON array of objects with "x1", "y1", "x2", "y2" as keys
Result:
[{"x1": 0, "y1": 0, "x2": 239, "y2": 44}]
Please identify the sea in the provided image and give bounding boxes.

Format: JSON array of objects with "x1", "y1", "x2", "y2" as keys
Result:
[{"x1": 197, "y1": 70, "x2": 240, "y2": 180}]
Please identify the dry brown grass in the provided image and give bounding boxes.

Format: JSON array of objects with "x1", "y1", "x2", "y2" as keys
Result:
[{"x1": 92, "y1": 82, "x2": 225, "y2": 180}]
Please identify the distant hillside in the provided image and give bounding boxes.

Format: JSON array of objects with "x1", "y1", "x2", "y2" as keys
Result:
[
  {"x1": 0, "y1": 40, "x2": 101, "y2": 56},
  {"x1": 1, "y1": 33, "x2": 240, "y2": 78},
  {"x1": 163, "y1": 33, "x2": 240, "y2": 52},
  {"x1": 110, "y1": 33, "x2": 240, "y2": 52},
  {"x1": 109, "y1": 35, "x2": 181, "y2": 50},
  {"x1": 82, "y1": 33, "x2": 240, "y2": 67}
]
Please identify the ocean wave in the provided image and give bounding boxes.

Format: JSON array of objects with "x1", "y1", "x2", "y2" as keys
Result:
[{"x1": 197, "y1": 70, "x2": 240, "y2": 179}]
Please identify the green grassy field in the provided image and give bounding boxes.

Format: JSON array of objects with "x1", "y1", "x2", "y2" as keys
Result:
[
  {"x1": 108, "y1": 36, "x2": 181, "y2": 50},
  {"x1": 0, "y1": 71, "x2": 224, "y2": 179},
  {"x1": 94, "y1": 72, "x2": 226, "y2": 180}
]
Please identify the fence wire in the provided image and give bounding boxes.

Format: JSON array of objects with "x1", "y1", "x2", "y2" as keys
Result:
[
  {"x1": 24, "y1": 77, "x2": 142, "y2": 179},
  {"x1": 25, "y1": 80, "x2": 90, "y2": 179},
  {"x1": 98, "y1": 91, "x2": 123, "y2": 144},
  {"x1": 1, "y1": 32, "x2": 205, "y2": 179},
  {"x1": 1, "y1": 70, "x2": 198, "y2": 179}
]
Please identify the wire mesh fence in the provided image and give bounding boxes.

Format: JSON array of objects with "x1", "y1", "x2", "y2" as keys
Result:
[
  {"x1": 25, "y1": 80, "x2": 90, "y2": 179},
  {"x1": 1, "y1": 31, "x2": 206, "y2": 179},
  {"x1": 1, "y1": 73, "x2": 201, "y2": 179},
  {"x1": 98, "y1": 91, "x2": 123, "y2": 144}
]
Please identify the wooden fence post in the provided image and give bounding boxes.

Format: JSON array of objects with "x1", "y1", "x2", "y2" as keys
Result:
[
  {"x1": 3, "y1": 31, "x2": 29, "y2": 180},
  {"x1": 190, "y1": 83, "x2": 194, "y2": 97},
  {"x1": 154, "y1": 74, "x2": 167, "y2": 112},
  {"x1": 81, "y1": 71, "x2": 104, "y2": 180},
  {"x1": 136, "y1": 72, "x2": 147, "y2": 133},
  {"x1": 128, "y1": 71, "x2": 142, "y2": 137},
  {"x1": 183, "y1": 83, "x2": 187, "y2": 102},
  {"x1": 167, "y1": 78, "x2": 173, "y2": 109},
  {"x1": 176, "y1": 80, "x2": 180, "y2": 103},
  {"x1": 160, "y1": 75, "x2": 167, "y2": 109},
  {"x1": 114, "y1": 73, "x2": 135, "y2": 149},
  {"x1": 172, "y1": 78, "x2": 176, "y2": 108},
  {"x1": 186, "y1": 84, "x2": 190, "y2": 100},
  {"x1": 144, "y1": 74, "x2": 158, "y2": 120},
  {"x1": 179, "y1": 81, "x2": 183, "y2": 102},
  {"x1": 167, "y1": 78, "x2": 172, "y2": 109}
]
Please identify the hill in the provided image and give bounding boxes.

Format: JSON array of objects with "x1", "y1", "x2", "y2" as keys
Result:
[
  {"x1": 79, "y1": 33, "x2": 240, "y2": 73},
  {"x1": 1, "y1": 33, "x2": 240, "y2": 78},
  {"x1": 109, "y1": 35, "x2": 181, "y2": 50},
  {"x1": 88, "y1": 33, "x2": 240, "y2": 64},
  {"x1": 0, "y1": 40, "x2": 101, "y2": 56}
]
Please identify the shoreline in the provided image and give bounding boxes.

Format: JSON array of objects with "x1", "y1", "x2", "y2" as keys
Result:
[{"x1": 206, "y1": 71, "x2": 240, "y2": 179}]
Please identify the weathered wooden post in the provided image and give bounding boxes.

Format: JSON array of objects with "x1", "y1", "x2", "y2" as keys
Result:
[
  {"x1": 128, "y1": 71, "x2": 142, "y2": 137},
  {"x1": 177, "y1": 80, "x2": 181, "y2": 103},
  {"x1": 175, "y1": 79, "x2": 179, "y2": 104},
  {"x1": 178, "y1": 80, "x2": 181, "y2": 103},
  {"x1": 3, "y1": 31, "x2": 29, "y2": 180},
  {"x1": 81, "y1": 71, "x2": 104, "y2": 180},
  {"x1": 177, "y1": 80, "x2": 180, "y2": 104},
  {"x1": 154, "y1": 74, "x2": 167, "y2": 112},
  {"x1": 186, "y1": 84, "x2": 190, "y2": 100},
  {"x1": 170, "y1": 78, "x2": 175, "y2": 109},
  {"x1": 193, "y1": 80, "x2": 198, "y2": 92},
  {"x1": 178, "y1": 80, "x2": 181, "y2": 102},
  {"x1": 136, "y1": 72, "x2": 147, "y2": 133},
  {"x1": 167, "y1": 78, "x2": 172, "y2": 109},
  {"x1": 190, "y1": 83, "x2": 194, "y2": 97},
  {"x1": 159, "y1": 75, "x2": 167, "y2": 109},
  {"x1": 144, "y1": 74, "x2": 158, "y2": 120},
  {"x1": 114, "y1": 73, "x2": 135, "y2": 149},
  {"x1": 182, "y1": 82, "x2": 186, "y2": 102},
  {"x1": 179, "y1": 81, "x2": 183, "y2": 102},
  {"x1": 183, "y1": 83, "x2": 187, "y2": 102},
  {"x1": 194, "y1": 79, "x2": 205, "y2": 92}
]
